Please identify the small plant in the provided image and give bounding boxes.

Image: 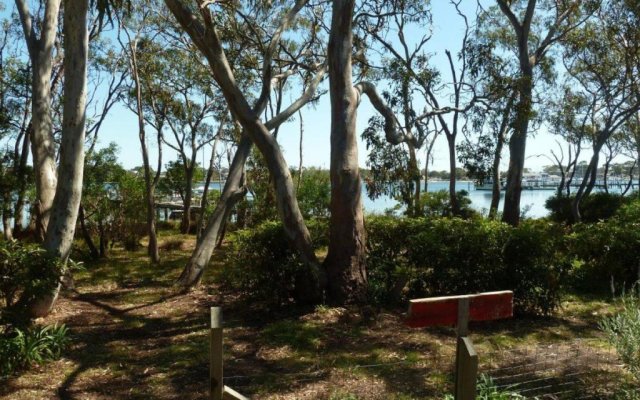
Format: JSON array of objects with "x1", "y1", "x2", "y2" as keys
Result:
[
  {"x1": 600, "y1": 287, "x2": 640, "y2": 382},
  {"x1": 329, "y1": 391, "x2": 359, "y2": 400},
  {"x1": 0, "y1": 324, "x2": 70, "y2": 377},
  {"x1": 444, "y1": 374, "x2": 524, "y2": 399}
]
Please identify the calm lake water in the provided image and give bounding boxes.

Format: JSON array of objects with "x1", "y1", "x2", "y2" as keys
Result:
[
  {"x1": 361, "y1": 180, "x2": 555, "y2": 218},
  {"x1": 3, "y1": 180, "x2": 554, "y2": 232}
]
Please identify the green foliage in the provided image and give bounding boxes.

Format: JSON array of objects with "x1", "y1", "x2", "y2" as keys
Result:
[
  {"x1": 414, "y1": 190, "x2": 476, "y2": 218},
  {"x1": 545, "y1": 193, "x2": 630, "y2": 223},
  {"x1": 221, "y1": 219, "x2": 328, "y2": 307},
  {"x1": 366, "y1": 217, "x2": 567, "y2": 315},
  {"x1": 600, "y1": 288, "x2": 640, "y2": 383},
  {"x1": 503, "y1": 221, "x2": 568, "y2": 315},
  {"x1": 0, "y1": 241, "x2": 67, "y2": 312},
  {"x1": 0, "y1": 324, "x2": 70, "y2": 377},
  {"x1": 158, "y1": 159, "x2": 205, "y2": 200},
  {"x1": 238, "y1": 164, "x2": 331, "y2": 228},
  {"x1": 115, "y1": 171, "x2": 148, "y2": 251},
  {"x1": 569, "y1": 201, "x2": 640, "y2": 292},
  {"x1": 293, "y1": 168, "x2": 331, "y2": 219}
]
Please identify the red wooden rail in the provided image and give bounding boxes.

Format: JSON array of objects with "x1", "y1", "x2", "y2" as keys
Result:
[{"x1": 405, "y1": 290, "x2": 513, "y2": 328}]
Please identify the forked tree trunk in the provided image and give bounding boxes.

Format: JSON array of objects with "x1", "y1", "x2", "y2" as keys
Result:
[
  {"x1": 15, "y1": 0, "x2": 61, "y2": 241},
  {"x1": 29, "y1": 0, "x2": 88, "y2": 317},
  {"x1": 324, "y1": 0, "x2": 367, "y2": 305},
  {"x1": 572, "y1": 137, "x2": 606, "y2": 222},
  {"x1": 166, "y1": 0, "x2": 325, "y2": 302}
]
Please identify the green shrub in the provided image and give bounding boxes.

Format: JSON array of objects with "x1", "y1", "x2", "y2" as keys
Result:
[
  {"x1": 365, "y1": 216, "x2": 427, "y2": 304},
  {"x1": 545, "y1": 192, "x2": 630, "y2": 223},
  {"x1": 414, "y1": 190, "x2": 477, "y2": 218},
  {"x1": 366, "y1": 217, "x2": 566, "y2": 315},
  {"x1": 405, "y1": 218, "x2": 508, "y2": 299},
  {"x1": 0, "y1": 241, "x2": 66, "y2": 312},
  {"x1": 0, "y1": 324, "x2": 70, "y2": 377},
  {"x1": 569, "y1": 220, "x2": 640, "y2": 293},
  {"x1": 221, "y1": 219, "x2": 328, "y2": 307},
  {"x1": 502, "y1": 220, "x2": 568, "y2": 315},
  {"x1": 600, "y1": 288, "x2": 640, "y2": 382}
]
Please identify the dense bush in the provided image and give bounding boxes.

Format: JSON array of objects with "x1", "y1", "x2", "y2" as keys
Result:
[
  {"x1": 221, "y1": 219, "x2": 328, "y2": 307},
  {"x1": 0, "y1": 241, "x2": 66, "y2": 312},
  {"x1": 545, "y1": 192, "x2": 630, "y2": 223},
  {"x1": 569, "y1": 200, "x2": 640, "y2": 292},
  {"x1": 366, "y1": 217, "x2": 567, "y2": 314},
  {"x1": 600, "y1": 288, "x2": 640, "y2": 383},
  {"x1": 413, "y1": 189, "x2": 477, "y2": 218},
  {"x1": 0, "y1": 324, "x2": 69, "y2": 377}
]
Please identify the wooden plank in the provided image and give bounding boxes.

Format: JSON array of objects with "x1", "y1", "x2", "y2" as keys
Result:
[
  {"x1": 211, "y1": 307, "x2": 223, "y2": 400},
  {"x1": 223, "y1": 386, "x2": 250, "y2": 400},
  {"x1": 406, "y1": 290, "x2": 513, "y2": 328},
  {"x1": 457, "y1": 297, "x2": 470, "y2": 336},
  {"x1": 454, "y1": 337, "x2": 478, "y2": 400}
]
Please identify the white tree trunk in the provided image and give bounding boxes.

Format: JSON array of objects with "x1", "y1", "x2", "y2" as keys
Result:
[
  {"x1": 31, "y1": 0, "x2": 89, "y2": 318},
  {"x1": 15, "y1": 0, "x2": 61, "y2": 240}
]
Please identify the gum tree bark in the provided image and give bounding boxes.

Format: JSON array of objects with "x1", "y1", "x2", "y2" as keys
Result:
[
  {"x1": 325, "y1": 0, "x2": 366, "y2": 304},
  {"x1": 29, "y1": 0, "x2": 89, "y2": 317},
  {"x1": 15, "y1": 0, "x2": 61, "y2": 240}
]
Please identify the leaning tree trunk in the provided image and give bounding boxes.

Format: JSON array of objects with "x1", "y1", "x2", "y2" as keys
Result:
[
  {"x1": 197, "y1": 138, "x2": 218, "y2": 239},
  {"x1": 15, "y1": 0, "x2": 61, "y2": 241},
  {"x1": 324, "y1": 0, "x2": 367, "y2": 305},
  {"x1": 28, "y1": 0, "x2": 88, "y2": 318},
  {"x1": 178, "y1": 135, "x2": 252, "y2": 287},
  {"x1": 79, "y1": 205, "x2": 99, "y2": 259}
]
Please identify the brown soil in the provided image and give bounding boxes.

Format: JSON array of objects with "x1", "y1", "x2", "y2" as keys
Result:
[{"x1": 0, "y1": 242, "x2": 630, "y2": 400}]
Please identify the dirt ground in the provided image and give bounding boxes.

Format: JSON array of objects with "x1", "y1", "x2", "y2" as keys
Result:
[{"x1": 0, "y1": 237, "x2": 632, "y2": 400}]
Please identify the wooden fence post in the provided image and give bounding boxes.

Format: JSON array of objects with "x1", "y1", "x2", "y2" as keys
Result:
[
  {"x1": 454, "y1": 336, "x2": 478, "y2": 400},
  {"x1": 211, "y1": 307, "x2": 223, "y2": 400}
]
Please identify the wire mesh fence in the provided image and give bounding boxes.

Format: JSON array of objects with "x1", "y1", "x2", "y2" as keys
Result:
[
  {"x1": 483, "y1": 340, "x2": 624, "y2": 399},
  {"x1": 217, "y1": 339, "x2": 629, "y2": 398}
]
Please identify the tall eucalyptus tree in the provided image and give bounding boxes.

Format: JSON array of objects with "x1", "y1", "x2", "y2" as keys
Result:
[{"x1": 491, "y1": 0, "x2": 597, "y2": 225}]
